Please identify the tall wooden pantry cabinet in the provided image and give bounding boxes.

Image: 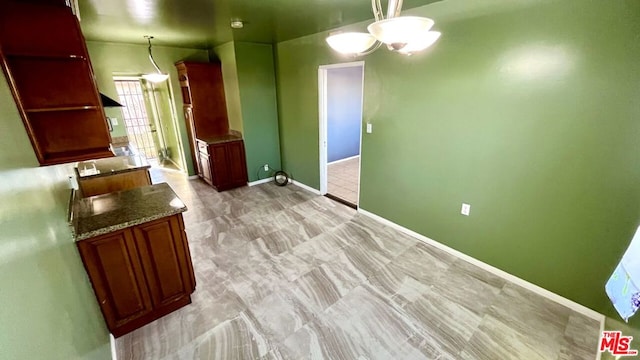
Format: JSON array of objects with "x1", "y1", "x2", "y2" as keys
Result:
[{"x1": 175, "y1": 61, "x2": 247, "y2": 191}]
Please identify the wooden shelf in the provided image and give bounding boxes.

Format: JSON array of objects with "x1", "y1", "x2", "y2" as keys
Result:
[
  {"x1": 26, "y1": 106, "x2": 97, "y2": 113},
  {"x1": 41, "y1": 148, "x2": 114, "y2": 166},
  {"x1": 5, "y1": 53, "x2": 86, "y2": 60},
  {"x1": 0, "y1": 0, "x2": 112, "y2": 165}
]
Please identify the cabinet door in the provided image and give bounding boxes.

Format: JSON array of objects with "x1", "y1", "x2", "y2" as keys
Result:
[
  {"x1": 199, "y1": 152, "x2": 213, "y2": 186},
  {"x1": 210, "y1": 141, "x2": 248, "y2": 190},
  {"x1": 77, "y1": 229, "x2": 153, "y2": 330},
  {"x1": 226, "y1": 141, "x2": 248, "y2": 185},
  {"x1": 210, "y1": 143, "x2": 231, "y2": 188},
  {"x1": 175, "y1": 62, "x2": 229, "y2": 137},
  {"x1": 132, "y1": 216, "x2": 196, "y2": 308}
]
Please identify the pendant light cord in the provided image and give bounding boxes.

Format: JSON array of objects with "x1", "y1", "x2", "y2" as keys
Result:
[
  {"x1": 372, "y1": 0, "x2": 383, "y2": 21},
  {"x1": 145, "y1": 36, "x2": 164, "y2": 74},
  {"x1": 371, "y1": 0, "x2": 402, "y2": 21}
]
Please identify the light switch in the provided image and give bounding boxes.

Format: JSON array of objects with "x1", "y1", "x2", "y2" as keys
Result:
[
  {"x1": 366, "y1": 123, "x2": 372, "y2": 133},
  {"x1": 109, "y1": 117, "x2": 118, "y2": 126},
  {"x1": 461, "y1": 203, "x2": 471, "y2": 216}
]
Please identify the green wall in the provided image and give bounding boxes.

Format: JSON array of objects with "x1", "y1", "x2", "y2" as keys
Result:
[
  {"x1": 213, "y1": 42, "x2": 282, "y2": 182},
  {"x1": 86, "y1": 41, "x2": 209, "y2": 175},
  {"x1": 275, "y1": 0, "x2": 640, "y2": 324},
  {"x1": 235, "y1": 42, "x2": 282, "y2": 182},
  {"x1": 0, "y1": 74, "x2": 111, "y2": 359},
  {"x1": 211, "y1": 43, "x2": 244, "y2": 133},
  {"x1": 275, "y1": 35, "x2": 330, "y2": 184}
]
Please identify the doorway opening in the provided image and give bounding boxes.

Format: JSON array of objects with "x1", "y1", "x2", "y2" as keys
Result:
[
  {"x1": 114, "y1": 79, "x2": 159, "y2": 162},
  {"x1": 318, "y1": 62, "x2": 365, "y2": 208},
  {"x1": 114, "y1": 77, "x2": 184, "y2": 171}
]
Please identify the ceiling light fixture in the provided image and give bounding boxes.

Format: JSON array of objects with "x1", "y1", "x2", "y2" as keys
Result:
[
  {"x1": 141, "y1": 36, "x2": 169, "y2": 83},
  {"x1": 326, "y1": 0, "x2": 441, "y2": 57}
]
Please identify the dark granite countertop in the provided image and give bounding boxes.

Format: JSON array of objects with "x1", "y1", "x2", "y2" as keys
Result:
[
  {"x1": 197, "y1": 131, "x2": 243, "y2": 145},
  {"x1": 72, "y1": 183, "x2": 187, "y2": 241},
  {"x1": 75, "y1": 155, "x2": 150, "y2": 179}
]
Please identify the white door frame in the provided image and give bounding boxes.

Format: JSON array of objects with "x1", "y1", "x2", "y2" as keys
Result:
[{"x1": 318, "y1": 61, "x2": 365, "y2": 201}]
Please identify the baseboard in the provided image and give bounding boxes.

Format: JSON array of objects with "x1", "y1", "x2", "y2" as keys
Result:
[
  {"x1": 290, "y1": 180, "x2": 321, "y2": 195},
  {"x1": 187, "y1": 175, "x2": 199, "y2": 180},
  {"x1": 325, "y1": 193, "x2": 357, "y2": 209},
  {"x1": 110, "y1": 333, "x2": 117, "y2": 360},
  {"x1": 596, "y1": 318, "x2": 605, "y2": 360},
  {"x1": 328, "y1": 155, "x2": 360, "y2": 165},
  {"x1": 357, "y1": 208, "x2": 606, "y2": 323},
  {"x1": 248, "y1": 177, "x2": 274, "y2": 186}
]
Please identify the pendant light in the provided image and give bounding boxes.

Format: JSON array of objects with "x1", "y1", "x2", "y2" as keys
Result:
[
  {"x1": 326, "y1": 0, "x2": 441, "y2": 57},
  {"x1": 142, "y1": 36, "x2": 169, "y2": 83}
]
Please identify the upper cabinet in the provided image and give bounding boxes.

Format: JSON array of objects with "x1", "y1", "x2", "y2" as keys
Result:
[
  {"x1": 175, "y1": 61, "x2": 230, "y2": 137},
  {"x1": 0, "y1": 1, "x2": 113, "y2": 166}
]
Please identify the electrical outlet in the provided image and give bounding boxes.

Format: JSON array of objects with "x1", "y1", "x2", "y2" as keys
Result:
[
  {"x1": 264, "y1": 164, "x2": 269, "y2": 172},
  {"x1": 366, "y1": 123, "x2": 373, "y2": 133},
  {"x1": 461, "y1": 203, "x2": 471, "y2": 216}
]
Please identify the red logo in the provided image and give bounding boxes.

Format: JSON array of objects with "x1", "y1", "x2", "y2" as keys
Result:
[{"x1": 599, "y1": 331, "x2": 638, "y2": 356}]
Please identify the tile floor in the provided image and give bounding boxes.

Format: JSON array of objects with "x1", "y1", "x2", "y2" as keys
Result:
[
  {"x1": 327, "y1": 156, "x2": 360, "y2": 205},
  {"x1": 116, "y1": 168, "x2": 602, "y2": 359}
]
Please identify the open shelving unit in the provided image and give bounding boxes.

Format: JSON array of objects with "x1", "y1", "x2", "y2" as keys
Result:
[{"x1": 0, "y1": 0, "x2": 112, "y2": 165}]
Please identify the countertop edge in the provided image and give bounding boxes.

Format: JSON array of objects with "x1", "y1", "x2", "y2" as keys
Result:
[
  {"x1": 196, "y1": 130, "x2": 244, "y2": 145},
  {"x1": 197, "y1": 137, "x2": 243, "y2": 145},
  {"x1": 77, "y1": 164, "x2": 151, "y2": 180},
  {"x1": 74, "y1": 207, "x2": 186, "y2": 241}
]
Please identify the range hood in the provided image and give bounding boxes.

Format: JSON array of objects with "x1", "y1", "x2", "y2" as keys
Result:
[{"x1": 100, "y1": 93, "x2": 123, "y2": 107}]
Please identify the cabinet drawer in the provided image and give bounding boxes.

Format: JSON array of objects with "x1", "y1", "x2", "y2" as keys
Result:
[{"x1": 196, "y1": 141, "x2": 209, "y2": 155}]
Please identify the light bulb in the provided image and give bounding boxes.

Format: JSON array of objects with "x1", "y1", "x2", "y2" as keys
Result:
[
  {"x1": 326, "y1": 32, "x2": 377, "y2": 55},
  {"x1": 142, "y1": 73, "x2": 169, "y2": 83},
  {"x1": 367, "y1": 16, "x2": 434, "y2": 47}
]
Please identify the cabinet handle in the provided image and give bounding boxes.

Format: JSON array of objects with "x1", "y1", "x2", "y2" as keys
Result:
[{"x1": 101, "y1": 299, "x2": 107, "y2": 305}]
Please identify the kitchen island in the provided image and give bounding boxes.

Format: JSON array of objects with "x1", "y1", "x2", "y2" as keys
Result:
[
  {"x1": 72, "y1": 183, "x2": 196, "y2": 337},
  {"x1": 75, "y1": 155, "x2": 151, "y2": 197}
]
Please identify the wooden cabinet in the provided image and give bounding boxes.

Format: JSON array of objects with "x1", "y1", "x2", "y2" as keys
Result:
[
  {"x1": 77, "y1": 214, "x2": 196, "y2": 337},
  {"x1": 175, "y1": 61, "x2": 250, "y2": 191},
  {"x1": 175, "y1": 61, "x2": 229, "y2": 137},
  {"x1": 176, "y1": 61, "x2": 235, "y2": 178},
  {"x1": 76, "y1": 230, "x2": 153, "y2": 332},
  {"x1": 75, "y1": 156, "x2": 152, "y2": 197},
  {"x1": 0, "y1": 1, "x2": 112, "y2": 165},
  {"x1": 197, "y1": 139, "x2": 248, "y2": 191},
  {"x1": 77, "y1": 169, "x2": 152, "y2": 198}
]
